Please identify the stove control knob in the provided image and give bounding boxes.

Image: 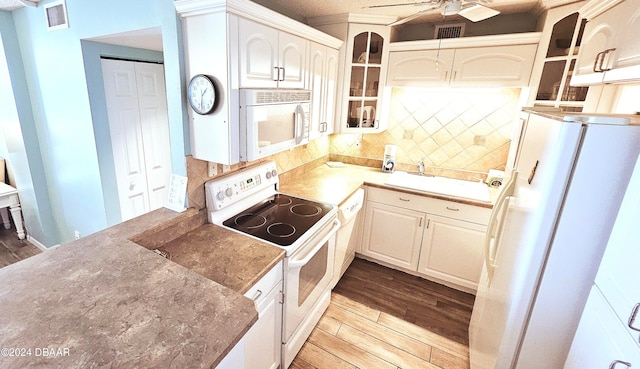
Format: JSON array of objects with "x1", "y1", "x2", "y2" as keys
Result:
[
  {"x1": 270, "y1": 169, "x2": 277, "y2": 178},
  {"x1": 265, "y1": 171, "x2": 272, "y2": 179},
  {"x1": 216, "y1": 191, "x2": 225, "y2": 201},
  {"x1": 225, "y1": 187, "x2": 234, "y2": 198}
]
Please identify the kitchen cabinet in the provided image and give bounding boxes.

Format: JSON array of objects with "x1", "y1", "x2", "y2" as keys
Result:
[
  {"x1": 532, "y1": 9, "x2": 588, "y2": 112},
  {"x1": 565, "y1": 287, "x2": 640, "y2": 369},
  {"x1": 361, "y1": 201, "x2": 424, "y2": 271},
  {"x1": 360, "y1": 186, "x2": 490, "y2": 292},
  {"x1": 238, "y1": 18, "x2": 308, "y2": 89},
  {"x1": 243, "y1": 261, "x2": 283, "y2": 369},
  {"x1": 216, "y1": 339, "x2": 245, "y2": 369},
  {"x1": 387, "y1": 45, "x2": 536, "y2": 88},
  {"x1": 565, "y1": 155, "x2": 640, "y2": 368},
  {"x1": 175, "y1": 0, "x2": 342, "y2": 165},
  {"x1": 417, "y1": 214, "x2": 486, "y2": 291},
  {"x1": 571, "y1": 0, "x2": 640, "y2": 86},
  {"x1": 386, "y1": 34, "x2": 539, "y2": 88},
  {"x1": 339, "y1": 24, "x2": 391, "y2": 133},
  {"x1": 309, "y1": 42, "x2": 339, "y2": 139}
]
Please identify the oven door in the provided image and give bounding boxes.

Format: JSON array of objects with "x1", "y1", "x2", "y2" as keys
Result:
[{"x1": 283, "y1": 218, "x2": 339, "y2": 342}]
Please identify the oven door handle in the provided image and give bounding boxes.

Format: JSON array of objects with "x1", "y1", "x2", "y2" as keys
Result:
[{"x1": 288, "y1": 219, "x2": 341, "y2": 269}]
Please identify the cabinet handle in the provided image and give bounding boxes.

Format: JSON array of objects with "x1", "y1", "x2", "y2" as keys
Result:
[
  {"x1": 280, "y1": 67, "x2": 285, "y2": 81},
  {"x1": 628, "y1": 303, "x2": 640, "y2": 334},
  {"x1": 426, "y1": 219, "x2": 430, "y2": 229},
  {"x1": 251, "y1": 289, "x2": 263, "y2": 301},
  {"x1": 273, "y1": 67, "x2": 280, "y2": 81},
  {"x1": 601, "y1": 48, "x2": 617, "y2": 72},
  {"x1": 594, "y1": 51, "x2": 605, "y2": 72},
  {"x1": 609, "y1": 360, "x2": 632, "y2": 369},
  {"x1": 398, "y1": 197, "x2": 410, "y2": 202},
  {"x1": 446, "y1": 206, "x2": 460, "y2": 211},
  {"x1": 453, "y1": 71, "x2": 457, "y2": 80},
  {"x1": 419, "y1": 217, "x2": 422, "y2": 227},
  {"x1": 444, "y1": 71, "x2": 449, "y2": 80}
]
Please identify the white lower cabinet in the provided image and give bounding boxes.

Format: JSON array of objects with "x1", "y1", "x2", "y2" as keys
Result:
[
  {"x1": 360, "y1": 186, "x2": 489, "y2": 292},
  {"x1": 565, "y1": 287, "x2": 640, "y2": 369},
  {"x1": 243, "y1": 261, "x2": 283, "y2": 369},
  {"x1": 361, "y1": 201, "x2": 424, "y2": 271},
  {"x1": 417, "y1": 214, "x2": 486, "y2": 291}
]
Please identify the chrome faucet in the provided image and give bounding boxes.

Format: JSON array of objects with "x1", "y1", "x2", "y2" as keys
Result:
[{"x1": 417, "y1": 160, "x2": 425, "y2": 176}]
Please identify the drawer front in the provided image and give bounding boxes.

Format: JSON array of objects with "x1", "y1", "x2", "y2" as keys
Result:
[
  {"x1": 244, "y1": 261, "x2": 283, "y2": 305},
  {"x1": 366, "y1": 186, "x2": 490, "y2": 225}
]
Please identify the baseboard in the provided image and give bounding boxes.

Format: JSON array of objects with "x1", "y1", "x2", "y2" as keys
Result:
[{"x1": 27, "y1": 235, "x2": 57, "y2": 251}]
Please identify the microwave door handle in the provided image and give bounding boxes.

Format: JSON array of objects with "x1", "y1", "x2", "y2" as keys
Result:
[{"x1": 295, "y1": 104, "x2": 304, "y2": 144}]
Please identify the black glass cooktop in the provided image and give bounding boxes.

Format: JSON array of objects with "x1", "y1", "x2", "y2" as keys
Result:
[{"x1": 222, "y1": 194, "x2": 333, "y2": 246}]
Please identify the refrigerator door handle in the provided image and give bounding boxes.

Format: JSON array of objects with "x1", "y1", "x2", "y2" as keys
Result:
[{"x1": 484, "y1": 171, "x2": 518, "y2": 280}]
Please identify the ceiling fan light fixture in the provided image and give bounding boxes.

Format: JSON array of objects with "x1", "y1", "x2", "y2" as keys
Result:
[
  {"x1": 459, "y1": 4, "x2": 500, "y2": 22},
  {"x1": 440, "y1": 0, "x2": 462, "y2": 16}
]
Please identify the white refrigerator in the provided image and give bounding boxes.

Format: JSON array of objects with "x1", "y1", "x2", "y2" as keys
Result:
[{"x1": 468, "y1": 110, "x2": 640, "y2": 369}]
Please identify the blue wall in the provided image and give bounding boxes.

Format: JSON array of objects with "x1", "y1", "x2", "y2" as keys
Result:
[{"x1": 1, "y1": 0, "x2": 188, "y2": 246}]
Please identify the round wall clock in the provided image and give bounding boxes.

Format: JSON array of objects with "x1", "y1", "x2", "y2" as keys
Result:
[{"x1": 187, "y1": 74, "x2": 216, "y2": 115}]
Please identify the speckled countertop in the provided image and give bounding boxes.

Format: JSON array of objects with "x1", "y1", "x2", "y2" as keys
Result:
[
  {"x1": 158, "y1": 224, "x2": 285, "y2": 295},
  {"x1": 0, "y1": 207, "x2": 283, "y2": 369},
  {"x1": 279, "y1": 163, "x2": 495, "y2": 208}
]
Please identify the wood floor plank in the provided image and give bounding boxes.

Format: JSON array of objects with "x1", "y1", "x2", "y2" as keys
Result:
[
  {"x1": 0, "y1": 226, "x2": 41, "y2": 269},
  {"x1": 330, "y1": 292, "x2": 381, "y2": 322},
  {"x1": 324, "y1": 303, "x2": 433, "y2": 362},
  {"x1": 294, "y1": 342, "x2": 355, "y2": 369},
  {"x1": 404, "y1": 305, "x2": 471, "y2": 345},
  {"x1": 336, "y1": 324, "x2": 439, "y2": 369},
  {"x1": 308, "y1": 328, "x2": 398, "y2": 369},
  {"x1": 431, "y1": 347, "x2": 470, "y2": 369},
  {"x1": 377, "y1": 312, "x2": 469, "y2": 359},
  {"x1": 289, "y1": 357, "x2": 317, "y2": 369},
  {"x1": 316, "y1": 314, "x2": 341, "y2": 336}
]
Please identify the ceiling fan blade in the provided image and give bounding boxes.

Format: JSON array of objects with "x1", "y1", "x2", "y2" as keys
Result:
[
  {"x1": 458, "y1": 4, "x2": 500, "y2": 22},
  {"x1": 364, "y1": 1, "x2": 437, "y2": 9},
  {"x1": 387, "y1": 10, "x2": 432, "y2": 26}
]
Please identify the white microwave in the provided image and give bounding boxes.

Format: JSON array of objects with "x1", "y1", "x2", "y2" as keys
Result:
[{"x1": 239, "y1": 89, "x2": 311, "y2": 162}]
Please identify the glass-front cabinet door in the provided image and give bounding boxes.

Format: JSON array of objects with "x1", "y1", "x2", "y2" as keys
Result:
[
  {"x1": 533, "y1": 12, "x2": 588, "y2": 112},
  {"x1": 338, "y1": 24, "x2": 390, "y2": 133}
]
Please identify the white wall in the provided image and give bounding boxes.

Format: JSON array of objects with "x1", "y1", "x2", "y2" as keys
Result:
[{"x1": 1, "y1": 0, "x2": 188, "y2": 246}]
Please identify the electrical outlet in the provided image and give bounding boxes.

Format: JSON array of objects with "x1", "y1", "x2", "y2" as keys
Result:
[
  {"x1": 74, "y1": 231, "x2": 80, "y2": 240},
  {"x1": 208, "y1": 162, "x2": 217, "y2": 177}
]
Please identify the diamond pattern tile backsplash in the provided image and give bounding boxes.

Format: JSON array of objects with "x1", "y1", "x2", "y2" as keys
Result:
[{"x1": 331, "y1": 87, "x2": 522, "y2": 176}]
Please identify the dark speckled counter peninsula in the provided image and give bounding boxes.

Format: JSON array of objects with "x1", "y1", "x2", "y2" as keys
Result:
[{"x1": 0, "y1": 207, "x2": 284, "y2": 369}]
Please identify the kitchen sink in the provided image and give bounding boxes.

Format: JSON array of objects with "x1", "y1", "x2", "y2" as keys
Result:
[{"x1": 384, "y1": 171, "x2": 491, "y2": 203}]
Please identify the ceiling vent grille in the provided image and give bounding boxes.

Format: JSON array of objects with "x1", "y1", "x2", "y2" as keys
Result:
[{"x1": 435, "y1": 23, "x2": 465, "y2": 39}]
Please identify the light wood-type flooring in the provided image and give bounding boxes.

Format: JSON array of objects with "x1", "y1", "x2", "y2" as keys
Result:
[
  {"x1": 0, "y1": 223, "x2": 41, "y2": 269},
  {"x1": 291, "y1": 258, "x2": 474, "y2": 369}
]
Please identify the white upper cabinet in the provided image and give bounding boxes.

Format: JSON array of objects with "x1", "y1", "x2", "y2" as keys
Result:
[
  {"x1": 451, "y1": 44, "x2": 537, "y2": 87},
  {"x1": 308, "y1": 43, "x2": 339, "y2": 138},
  {"x1": 572, "y1": 0, "x2": 640, "y2": 85},
  {"x1": 238, "y1": 18, "x2": 308, "y2": 89},
  {"x1": 175, "y1": 0, "x2": 342, "y2": 164},
  {"x1": 387, "y1": 49, "x2": 455, "y2": 87},
  {"x1": 386, "y1": 34, "x2": 540, "y2": 88}
]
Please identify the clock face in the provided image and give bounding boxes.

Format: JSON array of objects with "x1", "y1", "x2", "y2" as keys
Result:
[{"x1": 187, "y1": 74, "x2": 216, "y2": 115}]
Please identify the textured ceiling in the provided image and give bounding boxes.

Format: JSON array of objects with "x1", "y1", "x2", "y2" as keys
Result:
[{"x1": 250, "y1": 0, "x2": 579, "y2": 23}]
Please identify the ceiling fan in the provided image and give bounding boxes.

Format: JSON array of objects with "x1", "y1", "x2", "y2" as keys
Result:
[{"x1": 366, "y1": 0, "x2": 501, "y2": 26}]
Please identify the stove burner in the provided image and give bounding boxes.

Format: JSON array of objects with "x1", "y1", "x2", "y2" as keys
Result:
[
  {"x1": 274, "y1": 196, "x2": 293, "y2": 206},
  {"x1": 221, "y1": 193, "x2": 334, "y2": 247},
  {"x1": 267, "y1": 222, "x2": 296, "y2": 238},
  {"x1": 234, "y1": 214, "x2": 267, "y2": 229},
  {"x1": 290, "y1": 204, "x2": 322, "y2": 217}
]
